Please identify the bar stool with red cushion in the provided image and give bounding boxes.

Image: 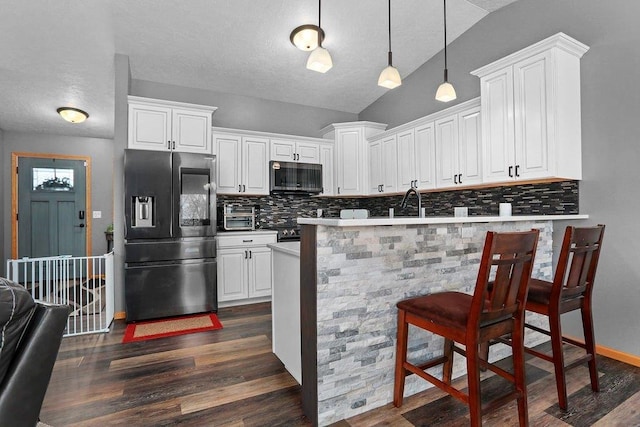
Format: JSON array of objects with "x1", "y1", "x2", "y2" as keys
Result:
[
  {"x1": 524, "y1": 224, "x2": 605, "y2": 410},
  {"x1": 393, "y1": 229, "x2": 539, "y2": 427}
]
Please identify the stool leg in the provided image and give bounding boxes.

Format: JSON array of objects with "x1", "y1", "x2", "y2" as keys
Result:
[
  {"x1": 394, "y1": 309, "x2": 409, "y2": 407},
  {"x1": 443, "y1": 338, "x2": 454, "y2": 384},
  {"x1": 466, "y1": 342, "x2": 482, "y2": 427},
  {"x1": 581, "y1": 302, "x2": 600, "y2": 392},
  {"x1": 512, "y1": 321, "x2": 530, "y2": 427},
  {"x1": 549, "y1": 310, "x2": 568, "y2": 410}
]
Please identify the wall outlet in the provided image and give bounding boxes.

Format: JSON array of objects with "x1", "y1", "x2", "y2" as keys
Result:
[{"x1": 93, "y1": 211, "x2": 102, "y2": 219}]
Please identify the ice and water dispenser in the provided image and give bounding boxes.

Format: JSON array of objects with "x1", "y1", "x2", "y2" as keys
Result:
[{"x1": 132, "y1": 196, "x2": 155, "y2": 228}]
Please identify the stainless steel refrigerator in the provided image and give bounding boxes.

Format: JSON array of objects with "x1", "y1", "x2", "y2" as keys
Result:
[{"x1": 124, "y1": 149, "x2": 217, "y2": 322}]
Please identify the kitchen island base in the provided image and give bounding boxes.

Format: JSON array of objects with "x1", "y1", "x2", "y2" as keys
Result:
[{"x1": 299, "y1": 216, "x2": 587, "y2": 426}]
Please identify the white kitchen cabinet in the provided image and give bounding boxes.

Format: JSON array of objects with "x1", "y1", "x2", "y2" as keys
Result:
[
  {"x1": 214, "y1": 133, "x2": 269, "y2": 195},
  {"x1": 128, "y1": 96, "x2": 216, "y2": 154},
  {"x1": 369, "y1": 135, "x2": 398, "y2": 194},
  {"x1": 435, "y1": 105, "x2": 482, "y2": 188},
  {"x1": 472, "y1": 33, "x2": 588, "y2": 183},
  {"x1": 271, "y1": 139, "x2": 320, "y2": 163},
  {"x1": 397, "y1": 125, "x2": 437, "y2": 191},
  {"x1": 381, "y1": 135, "x2": 398, "y2": 193},
  {"x1": 216, "y1": 232, "x2": 277, "y2": 304},
  {"x1": 322, "y1": 122, "x2": 387, "y2": 196},
  {"x1": 319, "y1": 144, "x2": 334, "y2": 196},
  {"x1": 368, "y1": 140, "x2": 383, "y2": 194},
  {"x1": 414, "y1": 124, "x2": 437, "y2": 190}
]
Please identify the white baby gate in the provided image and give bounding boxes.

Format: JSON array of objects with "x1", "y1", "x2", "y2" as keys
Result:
[{"x1": 6, "y1": 253, "x2": 114, "y2": 337}]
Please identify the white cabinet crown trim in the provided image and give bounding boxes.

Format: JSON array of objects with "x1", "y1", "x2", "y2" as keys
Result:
[
  {"x1": 212, "y1": 126, "x2": 329, "y2": 146},
  {"x1": 470, "y1": 32, "x2": 589, "y2": 78},
  {"x1": 128, "y1": 95, "x2": 217, "y2": 116}
]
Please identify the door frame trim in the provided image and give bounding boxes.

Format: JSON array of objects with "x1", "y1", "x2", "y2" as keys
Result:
[{"x1": 11, "y1": 152, "x2": 92, "y2": 259}]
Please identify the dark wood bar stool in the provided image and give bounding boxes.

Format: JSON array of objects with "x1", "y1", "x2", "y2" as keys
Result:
[
  {"x1": 522, "y1": 224, "x2": 605, "y2": 410},
  {"x1": 393, "y1": 230, "x2": 539, "y2": 427}
]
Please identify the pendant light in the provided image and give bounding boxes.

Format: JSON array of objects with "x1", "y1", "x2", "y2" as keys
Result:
[
  {"x1": 435, "y1": 0, "x2": 457, "y2": 102},
  {"x1": 57, "y1": 107, "x2": 89, "y2": 123},
  {"x1": 290, "y1": 24, "x2": 325, "y2": 51},
  {"x1": 306, "y1": 0, "x2": 333, "y2": 73},
  {"x1": 378, "y1": 0, "x2": 402, "y2": 89}
]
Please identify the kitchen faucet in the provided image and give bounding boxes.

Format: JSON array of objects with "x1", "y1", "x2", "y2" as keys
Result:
[{"x1": 400, "y1": 187, "x2": 422, "y2": 216}]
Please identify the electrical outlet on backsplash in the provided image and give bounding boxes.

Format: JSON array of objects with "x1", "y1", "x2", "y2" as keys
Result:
[{"x1": 216, "y1": 180, "x2": 578, "y2": 228}]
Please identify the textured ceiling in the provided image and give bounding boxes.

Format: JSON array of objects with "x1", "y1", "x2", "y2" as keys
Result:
[{"x1": 0, "y1": 0, "x2": 517, "y2": 140}]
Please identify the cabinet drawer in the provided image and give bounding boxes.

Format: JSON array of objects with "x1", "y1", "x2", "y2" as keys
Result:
[{"x1": 216, "y1": 233, "x2": 276, "y2": 248}]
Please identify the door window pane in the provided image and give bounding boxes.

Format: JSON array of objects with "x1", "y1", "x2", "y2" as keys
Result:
[{"x1": 32, "y1": 167, "x2": 74, "y2": 191}]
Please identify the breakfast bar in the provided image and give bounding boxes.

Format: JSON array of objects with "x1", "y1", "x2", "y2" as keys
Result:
[{"x1": 294, "y1": 214, "x2": 588, "y2": 426}]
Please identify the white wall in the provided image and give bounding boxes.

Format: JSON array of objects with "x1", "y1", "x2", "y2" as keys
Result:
[
  {"x1": 360, "y1": 0, "x2": 640, "y2": 356},
  {"x1": 131, "y1": 79, "x2": 358, "y2": 137}
]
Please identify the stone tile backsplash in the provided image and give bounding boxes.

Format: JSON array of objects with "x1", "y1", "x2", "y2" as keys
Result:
[{"x1": 217, "y1": 180, "x2": 578, "y2": 228}]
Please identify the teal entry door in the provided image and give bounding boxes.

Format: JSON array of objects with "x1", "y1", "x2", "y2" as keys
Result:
[{"x1": 17, "y1": 157, "x2": 87, "y2": 258}]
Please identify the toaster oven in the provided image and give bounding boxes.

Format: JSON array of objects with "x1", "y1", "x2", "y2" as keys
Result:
[{"x1": 219, "y1": 204, "x2": 255, "y2": 231}]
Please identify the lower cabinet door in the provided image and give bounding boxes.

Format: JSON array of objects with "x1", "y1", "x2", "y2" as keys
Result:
[
  {"x1": 248, "y1": 247, "x2": 272, "y2": 298},
  {"x1": 217, "y1": 249, "x2": 248, "y2": 302}
]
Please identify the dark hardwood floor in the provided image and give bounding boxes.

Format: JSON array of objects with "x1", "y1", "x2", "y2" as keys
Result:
[{"x1": 41, "y1": 303, "x2": 640, "y2": 426}]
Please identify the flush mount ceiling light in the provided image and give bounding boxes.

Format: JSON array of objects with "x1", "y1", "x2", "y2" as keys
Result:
[
  {"x1": 378, "y1": 0, "x2": 402, "y2": 89},
  {"x1": 306, "y1": 0, "x2": 333, "y2": 73},
  {"x1": 57, "y1": 107, "x2": 89, "y2": 123},
  {"x1": 290, "y1": 24, "x2": 325, "y2": 51},
  {"x1": 435, "y1": 0, "x2": 457, "y2": 102}
]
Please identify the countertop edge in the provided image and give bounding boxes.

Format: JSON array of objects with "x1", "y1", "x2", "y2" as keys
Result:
[{"x1": 296, "y1": 214, "x2": 589, "y2": 227}]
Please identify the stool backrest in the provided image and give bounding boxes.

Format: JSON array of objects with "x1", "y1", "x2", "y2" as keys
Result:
[
  {"x1": 553, "y1": 225, "x2": 605, "y2": 300},
  {"x1": 470, "y1": 230, "x2": 539, "y2": 330}
]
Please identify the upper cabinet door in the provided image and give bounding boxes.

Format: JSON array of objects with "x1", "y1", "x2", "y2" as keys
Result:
[
  {"x1": 215, "y1": 134, "x2": 242, "y2": 194},
  {"x1": 480, "y1": 67, "x2": 515, "y2": 183},
  {"x1": 243, "y1": 137, "x2": 270, "y2": 195},
  {"x1": 296, "y1": 142, "x2": 320, "y2": 163},
  {"x1": 381, "y1": 135, "x2": 398, "y2": 193},
  {"x1": 435, "y1": 115, "x2": 458, "y2": 188},
  {"x1": 171, "y1": 108, "x2": 212, "y2": 154},
  {"x1": 368, "y1": 140, "x2": 382, "y2": 194},
  {"x1": 128, "y1": 103, "x2": 173, "y2": 151},
  {"x1": 458, "y1": 106, "x2": 483, "y2": 186},
  {"x1": 336, "y1": 129, "x2": 364, "y2": 196},
  {"x1": 397, "y1": 130, "x2": 417, "y2": 190},
  {"x1": 319, "y1": 144, "x2": 334, "y2": 196},
  {"x1": 414, "y1": 123, "x2": 436, "y2": 190},
  {"x1": 513, "y1": 51, "x2": 551, "y2": 180},
  {"x1": 270, "y1": 139, "x2": 296, "y2": 162}
]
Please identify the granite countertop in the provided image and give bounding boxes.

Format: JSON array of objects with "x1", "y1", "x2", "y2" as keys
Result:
[
  {"x1": 268, "y1": 241, "x2": 301, "y2": 257},
  {"x1": 297, "y1": 214, "x2": 589, "y2": 227}
]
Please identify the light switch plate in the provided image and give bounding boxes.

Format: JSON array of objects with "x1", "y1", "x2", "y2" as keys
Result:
[{"x1": 93, "y1": 211, "x2": 102, "y2": 219}]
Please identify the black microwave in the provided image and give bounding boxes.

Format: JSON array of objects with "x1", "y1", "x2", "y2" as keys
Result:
[{"x1": 270, "y1": 161, "x2": 323, "y2": 194}]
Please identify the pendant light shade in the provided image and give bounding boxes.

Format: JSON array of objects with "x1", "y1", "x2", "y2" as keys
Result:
[
  {"x1": 57, "y1": 107, "x2": 89, "y2": 123},
  {"x1": 378, "y1": 0, "x2": 401, "y2": 89},
  {"x1": 378, "y1": 64, "x2": 402, "y2": 89},
  {"x1": 307, "y1": 46, "x2": 333, "y2": 73},
  {"x1": 435, "y1": 0, "x2": 456, "y2": 102},
  {"x1": 307, "y1": 0, "x2": 333, "y2": 73}
]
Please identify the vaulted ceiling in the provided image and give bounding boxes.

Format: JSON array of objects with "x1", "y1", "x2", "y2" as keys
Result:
[{"x1": 0, "y1": 0, "x2": 517, "y2": 139}]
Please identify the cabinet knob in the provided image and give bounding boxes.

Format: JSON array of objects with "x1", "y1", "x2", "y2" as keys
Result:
[
  {"x1": 509, "y1": 166, "x2": 514, "y2": 178},
  {"x1": 454, "y1": 174, "x2": 458, "y2": 184},
  {"x1": 515, "y1": 165, "x2": 520, "y2": 177},
  {"x1": 458, "y1": 174, "x2": 462, "y2": 184}
]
